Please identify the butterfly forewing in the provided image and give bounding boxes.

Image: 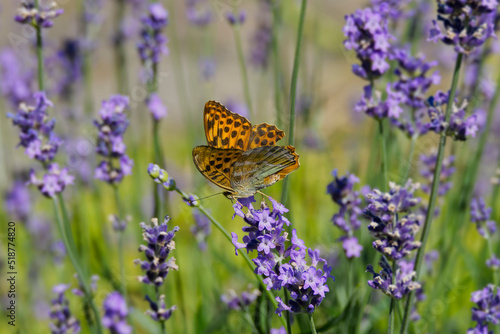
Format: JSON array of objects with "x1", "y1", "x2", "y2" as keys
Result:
[
  {"x1": 192, "y1": 146, "x2": 242, "y2": 193},
  {"x1": 204, "y1": 101, "x2": 285, "y2": 150}
]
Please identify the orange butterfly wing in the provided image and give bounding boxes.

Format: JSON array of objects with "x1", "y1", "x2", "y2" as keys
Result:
[
  {"x1": 192, "y1": 146, "x2": 242, "y2": 192},
  {"x1": 203, "y1": 101, "x2": 285, "y2": 150}
]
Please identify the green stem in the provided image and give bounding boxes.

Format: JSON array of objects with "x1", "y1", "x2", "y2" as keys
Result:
[
  {"x1": 402, "y1": 135, "x2": 417, "y2": 183},
  {"x1": 485, "y1": 229, "x2": 499, "y2": 286},
  {"x1": 347, "y1": 258, "x2": 353, "y2": 298},
  {"x1": 378, "y1": 119, "x2": 389, "y2": 191},
  {"x1": 58, "y1": 195, "x2": 81, "y2": 261},
  {"x1": 280, "y1": 0, "x2": 307, "y2": 206},
  {"x1": 153, "y1": 120, "x2": 163, "y2": 219},
  {"x1": 459, "y1": 55, "x2": 500, "y2": 209},
  {"x1": 233, "y1": 23, "x2": 253, "y2": 118},
  {"x1": 271, "y1": 0, "x2": 284, "y2": 129},
  {"x1": 114, "y1": 0, "x2": 128, "y2": 94},
  {"x1": 53, "y1": 198, "x2": 103, "y2": 333},
  {"x1": 34, "y1": 0, "x2": 44, "y2": 91},
  {"x1": 173, "y1": 187, "x2": 287, "y2": 329},
  {"x1": 284, "y1": 289, "x2": 292, "y2": 334},
  {"x1": 388, "y1": 260, "x2": 397, "y2": 334},
  {"x1": 113, "y1": 186, "x2": 127, "y2": 299},
  {"x1": 492, "y1": 153, "x2": 500, "y2": 218},
  {"x1": 308, "y1": 314, "x2": 317, "y2": 334},
  {"x1": 400, "y1": 52, "x2": 464, "y2": 334}
]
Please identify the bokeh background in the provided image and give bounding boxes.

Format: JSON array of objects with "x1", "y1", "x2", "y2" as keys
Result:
[{"x1": 1, "y1": 0, "x2": 499, "y2": 333}]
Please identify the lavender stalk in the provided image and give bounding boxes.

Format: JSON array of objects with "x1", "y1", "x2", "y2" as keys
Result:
[{"x1": 400, "y1": 52, "x2": 464, "y2": 334}]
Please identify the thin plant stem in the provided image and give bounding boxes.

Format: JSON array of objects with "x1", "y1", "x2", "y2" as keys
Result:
[
  {"x1": 284, "y1": 289, "x2": 292, "y2": 334},
  {"x1": 402, "y1": 135, "x2": 417, "y2": 183},
  {"x1": 173, "y1": 187, "x2": 287, "y2": 329},
  {"x1": 459, "y1": 56, "x2": 500, "y2": 210},
  {"x1": 388, "y1": 260, "x2": 397, "y2": 334},
  {"x1": 113, "y1": 0, "x2": 128, "y2": 94},
  {"x1": 33, "y1": 0, "x2": 44, "y2": 91},
  {"x1": 378, "y1": 119, "x2": 389, "y2": 191},
  {"x1": 53, "y1": 198, "x2": 103, "y2": 333},
  {"x1": 485, "y1": 229, "x2": 499, "y2": 286},
  {"x1": 308, "y1": 314, "x2": 318, "y2": 334},
  {"x1": 347, "y1": 258, "x2": 353, "y2": 298},
  {"x1": 400, "y1": 52, "x2": 464, "y2": 334},
  {"x1": 113, "y1": 186, "x2": 127, "y2": 299},
  {"x1": 280, "y1": 0, "x2": 307, "y2": 206},
  {"x1": 491, "y1": 152, "x2": 500, "y2": 217},
  {"x1": 58, "y1": 194, "x2": 80, "y2": 259},
  {"x1": 233, "y1": 23, "x2": 254, "y2": 118},
  {"x1": 271, "y1": 0, "x2": 284, "y2": 129}
]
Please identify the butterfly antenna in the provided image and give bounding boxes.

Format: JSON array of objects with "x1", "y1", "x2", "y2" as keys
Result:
[{"x1": 189, "y1": 192, "x2": 225, "y2": 204}]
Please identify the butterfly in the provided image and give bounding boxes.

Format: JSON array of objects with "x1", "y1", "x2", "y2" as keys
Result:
[{"x1": 192, "y1": 101, "x2": 300, "y2": 199}]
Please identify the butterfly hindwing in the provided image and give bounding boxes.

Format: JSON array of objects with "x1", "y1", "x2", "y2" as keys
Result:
[
  {"x1": 231, "y1": 146, "x2": 300, "y2": 192},
  {"x1": 192, "y1": 146, "x2": 242, "y2": 192},
  {"x1": 204, "y1": 101, "x2": 285, "y2": 150}
]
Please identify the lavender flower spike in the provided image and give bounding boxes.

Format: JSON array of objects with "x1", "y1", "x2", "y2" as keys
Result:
[
  {"x1": 366, "y1": 259, "x2": 421, "y2": 299},
  {"x1": 49, "y1": 284, "x2": 81, "y2": 333},
  {"x1": 94, "y1": 95, "x2": 134, "y2": 184},
  {"x1": 221, "y1": 285, "x2": 261, "y2": 311},
  {"x1": 470, "y1": 197, "x2": 497, "y2": 238},
  {"x1": 137, "y1": 3, "x2": 169, "y2": 66},
  {"x1": 15, "y1": 0, "x2": 64, "y2": 28},
  {"x1": 467, "y1": 284, "x2": 500, "y2": 333},
  {"x1": 102, "y1": 292, "x2": 132, "y2": 334}
]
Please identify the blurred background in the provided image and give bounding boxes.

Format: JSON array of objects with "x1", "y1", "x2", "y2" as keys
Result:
[{"x1": 0, "y1": 0, "x2": 499, "y2": 333}]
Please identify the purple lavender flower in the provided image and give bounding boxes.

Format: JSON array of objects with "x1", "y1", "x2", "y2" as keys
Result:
[
  {"x1": 8, "y1": 92, "x2": 62, "y2": 163},
  {"x1": 486, "y1": 256, "x2": 500, "y2": 270},
  {"x1": 137, "y1": 3, "x2": 169, "y2": 65},
  {"x1": 4, "y1": 180, "x2": 31, "y2": 221},
  {"x1": 191, "y1": 211, "x2": 211, "y2": 251},
  {"x1": 15, "y1": 0, "x2": 64, "y2": 28},
  {"x1": 231, "y1": 197, "x2": 334, "y2": 315},
  {"x1": 135, "y1": 217, "x2": 179, "y2": 286},
  {"x1": 146, "y1": 93, "x2": 167, "y2": 120},
  {"x1": 147, "y1": 163, "x2": 176, "y2": 191},
  {"x1": 354, "y1": 84, "x2": 405, "y2": 120},
  {"x1": 371, "y1": 0, "x2": 413, "y2": 21},
  {"x1": 225, "y1": 11, "x2": 246, "y2": 25},
  {"x1": 420, "y1": 152, "x2": 455, "y2": 195},
  {"x1": 221, "y1": 285, "x2": 261, "y2": 311},
  {"x1": 467, "y1": 284, "x2": 500, "y2": 333},
  {"x1": 51, "y1": 240, "x2": 67, "y2": 265},
  {"x1": 270, "y1": 327, "x2": 286, "y2": 334},
  {"x1": 470, "y1": 197, "x2": 497, "y2": 238},
  {"x1": 94, "y1": 95, "x2": 134, "y2": 184},
  {"x1": 327, "y1": 170, "x2": 364, "y2": 258},
  {"x1": 343, "y1": 7, "x2": 393, "y2": 80},
  {"x1": 366, "y1": 258, "x2": 421, "y2": 299},
  {"x1": 49, "y1": 284, "x2": 81, "y2": 333},
  {"x1": 365, "y1": 179, "x2": 421, "y2": 223},
  {"x1": 198, "y1": 57, "x2": 216, "y2": 81},
  {"x1": 429, "y1": 0, "x2": 498, "y2": 53},
  {"x1": 249, "y1": 0, "x2": 272, "y2": 69},
  {"x1": 426, "y1": 91, "x2": 480, "y2": 141},
  {"x1": 46, "y1": 39, "x2": 82, "y2": 101},
  {"x1": 389, "y1": 48, "x2": 441, "y2": 137},
  {"x1": 102, "y1": 292, "x2": 132, "y2": 334},
  {"x1": 0, "y1": 48, "x2": 33, "y2": 107},
  {"x1": 28, "y1": 163, "x2": 74, "y2": 198},
  {"x1": 145, "y1": 294, "x2": 177, "y2": 322},
  {"x1": 186, "y1": 0, "x2": 213, "y2": 26},
  {"x1": 224, "y1": 99, "x2": 249, "y2": 118}
]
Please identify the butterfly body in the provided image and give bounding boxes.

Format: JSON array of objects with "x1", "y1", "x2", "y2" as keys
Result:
[{"x1": 193, "y1": 101, "x2": 300, "y2": 199}]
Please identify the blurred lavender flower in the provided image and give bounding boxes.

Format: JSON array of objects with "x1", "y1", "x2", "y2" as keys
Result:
[
  {"x1": 102, "y1": 292, "x2": 132, "y2": 334},
  {"x1": 4, "y1": 180, "x2": 31, "y2": 221},
  {"x1": 486, "y1": 255, "x2": 500, "y2": 269},
  {"x1": 224, "y1": 99, "x2": 249, "y2": 118},
  {"x1": 225, "y1": 11, "x2": 246, "y2": 25},
  {"x1": 109, "y1": 214, "x2": 128, "y2": 232},
  {"x1": 94, "y1": 95, "x2": 134, "y2": 184},
  {"x1": 354, "y1": 84, "x2": 405, "y2": 120},
  {"x1": 327, "y1": 169, "x2": 363, "y2": 258},
  {"x1": 146, "y1": 93, "x2": 167, "y2": 120},
  {"x1": 8, "y1": 92, "x2": 61, "y2": 163},
  {"x1": 270, "y1": 327, "x2": 286, "y2": 334},
  {"x1": 221, "y1": 285, "x2": 261, "y2": 311},
  {"x1": 470, "y1": 197, "x2": 497, "y2": 237},
  {"x1": 0, "y1": 48, "x2": 33, "y2": 106},
  {"x1": 198, "y1": 57, "x2": 216, "y2": 81},
  {"x1": 191, "y1": 211, "x2": 211, "y2": 251},
  {"x1": 420, "y1": 152, "x2": 455, "y2": 195},
  {"x1": 29, "y1": 163, "x2": 74, "y2": 198},
  {"x1": 343, "y1": 6, "x2": 393, "y2": 80},
  {"x1": 15, "y1": 0, "x2": 64, "y2": 28},
  {"x1": 186, "y1": 0, "x2": 212, "y2": 26},
  {"x1": 72, "y1": 275, "x2": 99, "y2": 297},
  {"x1": 51, "y1": 240, "x2": 67, "y2": 264},
  {"x1": 429, "y1": 0, "x2": 498, "y2": 54},
  {"x1": 426, "y1": 91, "x2": 479, "y2": 141},
  {"x1": 135, "y1": 217, "x2": 179, "y2": 287},
  {"x1": 389, "y1": 48, "x2": 441, "y2": 137},
  {"x1": 145, "y1": 294, "x2": 177, "y2": 322},
  {"x1": 137, "y1": 3, "x2": 169, "y2": 66},
  {"x1": 231, "y1": 197, "x2": 334, "y2": 315},
  {"x1": 371, "y1": 0, "x2": 412, "y2": 21},
  {"x1": 49, "y1": 284, "x2": 80, "y2": 333},
  {"x1": 366, "y1": 258, "x2": 421, "y2": 299},
  {"x1": 467, "y1": 284, "x2": 500, "y2": 333},
  {"x1": 46, "y1": 40, "x2": 82, "y2": 101},
  {"x1": 249, "y1": 0, "x2": 272, "y2": 69}
]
